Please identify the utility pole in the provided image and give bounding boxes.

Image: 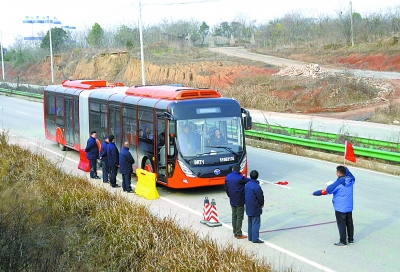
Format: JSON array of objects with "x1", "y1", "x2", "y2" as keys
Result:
[
  {"x1": 48, "y1": 17, "x2": 54, "y2": 83},
  {"x1": 350, "y1": 1, "x2": 354, "y2": 46},
  {"x1": 138, "y1": 0, "x2": 146, "y2": 85},
  {"x1": 23, "y1": 16, "x2": 62, "y2": 83},
  {"x1": 1, "y1": 32, "x2": 4, "y2": 81}
]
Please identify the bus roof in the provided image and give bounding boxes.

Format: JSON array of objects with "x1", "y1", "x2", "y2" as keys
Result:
[
  {"x1": 125, "y1": 85, "x2": 221, "y2": 100},
  {"x1": 61, "y1": 80, "x2": 124, "y2": 89}
]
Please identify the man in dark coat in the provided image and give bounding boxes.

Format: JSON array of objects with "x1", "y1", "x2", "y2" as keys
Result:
[
  {"x1": 99, "y1": 136, "x2": 109, "y2": 183},
  {"x1": 106, "y1": 135, "x2": 120, "y2": 188},
  {"x1": 225, "y1": 164, "x2": 248, "y2": 239},
  {"x1": 245, "y1": 170, "x2": 265, "y2": 243},
  {"x1": 85, "y1": 131, "x2": 100, "y2": 179},
  {"x1": 119, "y1": 141, "x2": 135, "y2": 192}
]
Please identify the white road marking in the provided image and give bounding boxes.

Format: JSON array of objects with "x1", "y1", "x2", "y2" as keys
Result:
[
  {"x1": 15, "y1": 111, "x2": 27, "y2": 115},
  {"x1": 259, "y1": 179, "x2": 292, "y2": 189},
  {"x1": 29, "y1": 140, "x2": 334, "y2": 272}
]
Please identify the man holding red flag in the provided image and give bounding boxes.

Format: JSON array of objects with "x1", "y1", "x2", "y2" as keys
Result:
[{"x1": 313, "y1": 165, "x2": 356, "y2": 246}]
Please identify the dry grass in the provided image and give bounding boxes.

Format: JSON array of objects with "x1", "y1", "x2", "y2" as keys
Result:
[
  {"x1": 250, "y1": 41, "x2": 400, "y2": 66},
  {"x1": 0, "y1": 132, "x2": 275, "y2": 272},
  {"x1": 368, "y1": 102, "x2": 400, "y2": 124}
]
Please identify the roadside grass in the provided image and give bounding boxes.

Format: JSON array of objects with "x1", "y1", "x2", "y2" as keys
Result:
[
  {"x1": 220, "y1": 74, "x2": 383, "y2": 113},
  {"x1": 251, "y1": 39, "x2": 400, "y2": 66},
  {"x1": 0, "y1": 132, "x2": 276, "y2": 272},
  {"x1": 145, "y1": 71, "x2": 392, "y2": 116},
  {"x1": 368, "y1": 102, "x2": 400, "y2": 124}
]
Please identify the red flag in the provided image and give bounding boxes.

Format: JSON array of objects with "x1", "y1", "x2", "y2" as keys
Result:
[{"x1": 344, "y1": 141, "x2": 356, "y2": 163}]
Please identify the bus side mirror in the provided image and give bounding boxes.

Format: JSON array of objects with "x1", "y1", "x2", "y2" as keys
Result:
[
  {"x1": 241, "y1": 108, "x2": 252, "y2": 130},
  {"x1": 243, "y1": 115, "x2": 252, "y2": 130}
]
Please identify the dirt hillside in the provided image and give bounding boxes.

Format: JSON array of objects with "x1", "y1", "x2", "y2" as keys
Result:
[{"x1": 3, "y1": 46, "x2": 400, "y2": 122}]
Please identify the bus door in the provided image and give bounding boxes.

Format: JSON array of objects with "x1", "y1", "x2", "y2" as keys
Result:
[
  {"x1": 156, "y1": 115, "x2": 166, "y2": 183},
  {"x1": 109, "y1": 103, "x2": 122, "y2": 150},
  {"x1": 73, "y1": 96, "x2": 80, "y2": 147},
  {"x1": 64, "y1": 97, "x2": 74, "y2": 147}
]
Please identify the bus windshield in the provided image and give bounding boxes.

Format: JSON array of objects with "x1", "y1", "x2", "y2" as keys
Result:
[{"x1": 176, "y1": 117, "x2": 244, "y2": 160}]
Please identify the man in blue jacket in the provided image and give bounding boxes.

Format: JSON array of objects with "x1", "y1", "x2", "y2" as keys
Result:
[
  {"x1": 85, "y1": 131, "x2": 100, "y2": 179},
  {"x1": 313, "y1": 165, "x2": 355, "y2": 246},
  {"x1": 119, "y1": 141, "x2": 135, "y2": 193},
  {"x1": 99, "y1": 136, "x2": 109, "y2": 183},
  {"x1": 225, "y1": 164, "x2": 248, "y2": 239},
  {"x1": 245, "y1": 170, "x2": 265, "y2": 243},
  {"x1": 106, "y1": 135, "x2": 120, "y2": 188}
]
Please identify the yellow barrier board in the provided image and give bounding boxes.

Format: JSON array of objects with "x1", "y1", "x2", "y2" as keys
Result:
[{"x1": 135, "y1": 168, "x2": 160, "y2": 200}]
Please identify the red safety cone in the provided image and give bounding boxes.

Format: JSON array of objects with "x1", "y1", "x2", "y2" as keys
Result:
[
  {"x1": 205, "y1": 199, "x2": 222, "y2": 227},
  {"x1": 200, "y1": 197, "x2": 211, "y2": 225}
]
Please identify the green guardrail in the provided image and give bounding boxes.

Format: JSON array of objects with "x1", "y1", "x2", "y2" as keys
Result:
[
  {"x1": 0, "y1": 88, "x2": 43, "y2": 99},
  {"x1": 245, "y1": 130, "x2": 400, "y2": 163},
  {"x1": 252, "y1": 122, "x2": 400, "y2": 152}
]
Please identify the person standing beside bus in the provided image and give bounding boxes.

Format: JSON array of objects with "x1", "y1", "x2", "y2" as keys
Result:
[
  {"x1": 119, "y1": 141, "x2": 135, "y2": 193},
  {"x1": 85, "y1": 131, "x2": 100, "y2": 179},
  {"x1": 225, "y1": 164, "x2": 248, "y2": 239},
  {"x1": 245, "y1": 170, "x2": 265, "y2": 243},
  {"x1": 99, "y1": 136, "x2": 110, "y2": 183},
  {"x1": 107, "y1": 135, "x2": 120, "y2": 188}
]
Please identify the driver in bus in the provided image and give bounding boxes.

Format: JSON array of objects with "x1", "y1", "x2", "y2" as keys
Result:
[{"x1": 209, "y1": 129, "x2": 226, "y2": 145}]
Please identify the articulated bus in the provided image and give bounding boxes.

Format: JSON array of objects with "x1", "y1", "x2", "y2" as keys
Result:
[{"x1": 44, "y1": 80, "x2": 252, "y2": 189}]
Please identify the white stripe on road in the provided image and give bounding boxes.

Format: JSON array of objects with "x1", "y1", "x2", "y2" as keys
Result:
[
  {"x1": 29, "y1": 140, "x2": 334, "y2": 272},
  {"x1": 15, "y1": 111, "x2": 28, "y2": 115}
]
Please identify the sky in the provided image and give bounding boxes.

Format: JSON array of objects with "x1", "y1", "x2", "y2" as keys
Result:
[{"x1": 1, "y1": 0, "x2": 400, "y2": 48}]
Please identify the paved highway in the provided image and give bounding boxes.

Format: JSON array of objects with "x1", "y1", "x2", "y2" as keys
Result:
[{"x1": 1, "y1": 95, "x2": 400, "y2": 272}]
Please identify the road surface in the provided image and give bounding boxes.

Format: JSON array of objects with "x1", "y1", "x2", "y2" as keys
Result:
[{"x1": 2, "y1": 95, "x2": 400, "y2": 272}]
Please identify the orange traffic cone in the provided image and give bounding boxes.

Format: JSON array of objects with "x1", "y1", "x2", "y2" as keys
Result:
[
  {"x1": 200, "y1": 197, "x2": 211, "y2": 225},
  {"x1": 206, "y1": 199, "x2": 222, "y2": 227}
]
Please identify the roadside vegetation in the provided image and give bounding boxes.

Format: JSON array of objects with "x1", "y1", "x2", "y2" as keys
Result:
[
  {"x1": 0, "y1": 132, "x2": 276, "y2": 272},
  {"x1": 369, "y1": 102, "x2": 400, "y2": 124}
]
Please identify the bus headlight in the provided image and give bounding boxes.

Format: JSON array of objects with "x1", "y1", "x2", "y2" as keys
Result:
[
  {"x1": 178, "y1": 160, "x2": 196, "y2": 177},
  {"x1": 240, "y1": 156, "x2": 247, "y2": 172}
]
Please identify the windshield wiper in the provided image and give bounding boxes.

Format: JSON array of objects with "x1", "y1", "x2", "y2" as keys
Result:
[
  {"x1": 196, "y1": 150, "x2": 223, "y2": 157},
  {"x1": 204, "y1": 146, "x2": 240, "y2": 157}
]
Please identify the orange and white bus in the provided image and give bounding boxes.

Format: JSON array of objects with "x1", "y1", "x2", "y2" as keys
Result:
[{"x1": 44, "y1": 80, "x2": 252, "y2": 189}]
